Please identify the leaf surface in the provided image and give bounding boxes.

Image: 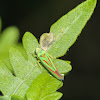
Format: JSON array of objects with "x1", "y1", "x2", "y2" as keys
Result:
[
  {"x1": 26, "y1": 73, "x2": 63, "y2": 100},
  {"x1": 0, "y1": 26, "x2": 26, "y2": 71},
  {"x1": 48, "y1": 0, "x2": 97, "y2": 58},
  {"x1": 0, "y1": 47, "x2": 41, "y2": 100}
]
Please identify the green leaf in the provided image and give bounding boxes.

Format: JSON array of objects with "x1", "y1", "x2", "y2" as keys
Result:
[
  {"x1": 47, "y1": 0, "x2": 97, "y2": 58},
  {"x1": 0, "y1": 47, "x2": 41, "y2": 100},
  {"x1": 11, "y1": 95, "x2": 25, "y2": 100},
  {"x1": 9, "y1": 47, "x2": 41, "y2": 83},
  {"x1": 0, "y1": 26, "x2": 27, "y2": 72},
  {"x1": 0, "y1": 60, "x2": 21, "y2": 99},
  {"x1": 42, "y1": 92, "x2": 63, "y2": 100},
  {"x1": 0, "y1": 26, "x2": 20, "y2": 71},
  {"x1": 22, "y1": 32, "x2": 39, "y2": 64},
  {"x1": 14, "y1": 44, "x2": 27, "y2": 59},
  {"x1": 53, "y1": 59, "x2": 72, "y2": 74},
  {"x1": 1, "y1": 26, "x2": 19, "y2": 46},
  {"x1": 0, "y1": 96, "x2": 8, "y2": 100},
  {"x1": 26, "y1": 73, "x2": 63, "y2": 100},
  {"x1": 23, "y1": 32, "x2": 39, "y2": 54}
]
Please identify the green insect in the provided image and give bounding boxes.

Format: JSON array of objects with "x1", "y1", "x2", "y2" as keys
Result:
[{"x1": 35, "y1": 48, "x2": 64, "y2": 81}]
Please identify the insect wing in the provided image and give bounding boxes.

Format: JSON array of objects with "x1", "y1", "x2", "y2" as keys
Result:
[
  {"x1": 40, "y1": 53, "x2": 63, "y2": 80},
  {"x1": 40, "y1": 53, "x2": 56, "y2": 71}
]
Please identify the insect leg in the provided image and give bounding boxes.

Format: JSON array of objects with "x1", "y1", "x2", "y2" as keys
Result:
[
  {"x1": 37, "y1": 60, "x2": 43, "y2": 69},
  {"x1": 30, "y1": 52, "x2": 37, "y2": 58},
  {"x1": 47, "y1": 52, "x2": 56, "y2": 59}
]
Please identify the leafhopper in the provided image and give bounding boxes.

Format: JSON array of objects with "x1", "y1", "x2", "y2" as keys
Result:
[{"x1": 35, "y1": 48, "x2": 64, "y2": 81}]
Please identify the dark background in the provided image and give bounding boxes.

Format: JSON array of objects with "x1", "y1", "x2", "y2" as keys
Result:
[{"x1": 0, "y1": 0, "x2": 100, "y2": 100}]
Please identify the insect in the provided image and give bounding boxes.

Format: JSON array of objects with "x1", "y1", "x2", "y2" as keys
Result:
[{"x1": 35, "y1": 48, "x2": 64, "y2": 81}]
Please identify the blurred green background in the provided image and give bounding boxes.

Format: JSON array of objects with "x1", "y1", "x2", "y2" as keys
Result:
[{"x1": 0, "y1": 0, "x2": 100, "y2": 100}]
